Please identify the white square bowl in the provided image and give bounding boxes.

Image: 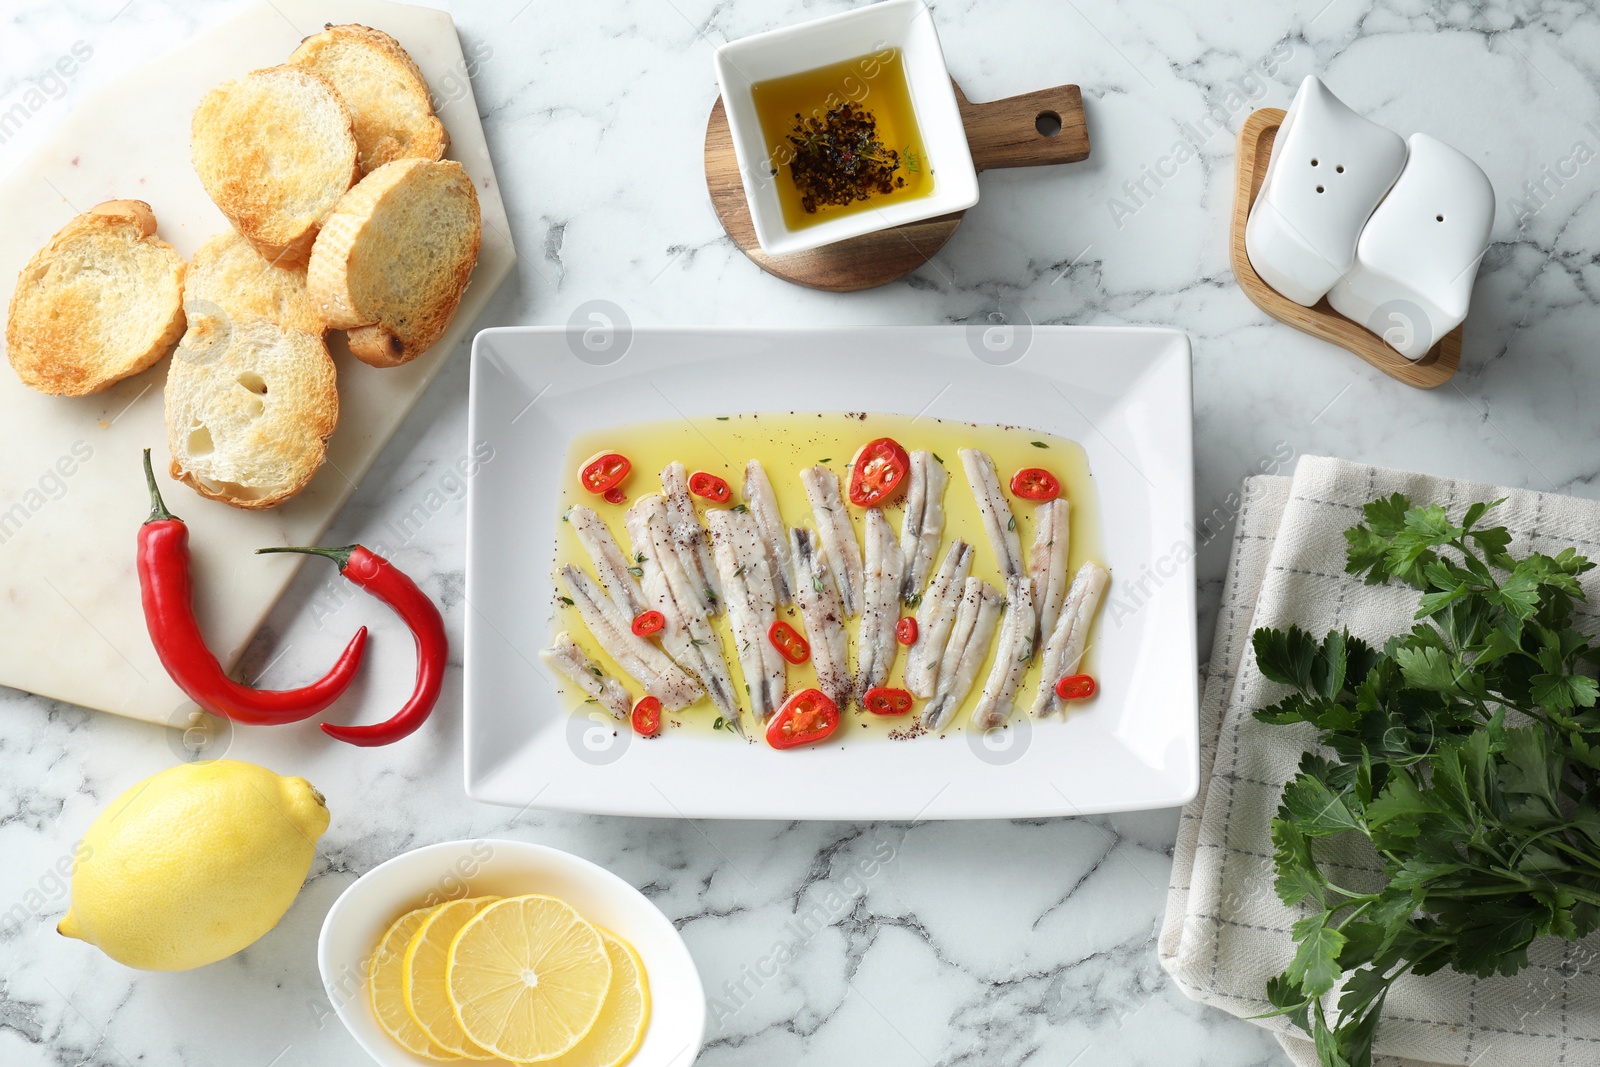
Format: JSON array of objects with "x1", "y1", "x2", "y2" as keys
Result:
[
  {"x1": 463, "y1": 325, "x2": 1198, "y2": 821},
  {"x1": 712, "y1": 0, "x2": 979, "y2": 256}
]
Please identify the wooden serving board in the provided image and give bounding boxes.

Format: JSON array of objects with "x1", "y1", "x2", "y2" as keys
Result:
[
  {"x1": 1230, "y1": 108, "x2": 1460, "y2": 389},
  {"x1": 706, "y1": 82, "x2": 1089, "y2": 292},
  {"x1": 0, "y1": 0, "x2": 514, "y2": 726}
]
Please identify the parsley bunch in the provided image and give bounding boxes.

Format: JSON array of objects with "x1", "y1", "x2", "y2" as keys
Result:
[{"x1": 1252, "y1": 494, "x2": 1600, "y2": 1067}]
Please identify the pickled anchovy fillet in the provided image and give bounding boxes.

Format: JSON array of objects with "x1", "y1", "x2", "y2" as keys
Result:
[
  {"x1": 1030, "y1": 561, "x2": 1109, "y2": 717},
  {"x1": 800, "y1": 465, "x2": 864, "y2": 617},
  {"x1": 1027, "y1": 498, "x2": 1070, "y2": 659},
  {"x1": 559, "y1": 565, "x2": 701, "y2": 710},
  {"x1": 791, "y1": 526, "x2": 853, "y2": 709},
  {"x1": 855, "y1": 507, "x2": 905, "y2": 698},
  {"x1": 541, "y1": 631, "x2": 632, "y2": 720},
  {"x1": 904, "y1": 540, "x2": 973, "y2": 699},
  {"x1": 743, "y1": 460, "x2": 795, "y2": 605},
  {"x1": 660, "y1": 461, "x2": 723, "y2": 616},
  {"x1": 624, "y1": 495, "x2": 741, "y2": 730},
  {"x1": 921, "y1": 577, "x2": 1002, "y2": 731},
  {"x1": 898, "y1": 450, "x2": 948, "y2": 603},
  {"x1": 971, "y1": 575, "x2": 1036, "y2": 730},
  {"x1": 707, "y1": 507, "x2": 787, "y2": 722},
  {"x1": 961, "y1": 448, "x2": 1023, "y2": 581}
]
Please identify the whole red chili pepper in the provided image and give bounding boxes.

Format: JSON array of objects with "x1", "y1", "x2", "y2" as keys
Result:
[
  {"x1": 137, "y1": 450, "x2": 368, "y2": 725},
  {"x1": 257, "y1": 544, "x2": 446, "y2": 747}
]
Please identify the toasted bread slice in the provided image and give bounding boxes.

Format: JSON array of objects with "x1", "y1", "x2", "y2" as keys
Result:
[
  {"x1": 165, "y1": 319, "x2": 338, "y2": 509},
  {"x1": 288, "y1": 24, "x2": 447, "y2": 175},
  {"x1": 182, "y1": 230, "x2": 324, "y2": 351},
  {"x1": 192, "y1": 66, "x2": 358, "y2": 268},
  {"x1": 6, "y1": 200, "x2": 185, "y2": 396},
  {"x1": 307, "y1": 158, "x2": 481, "y2": 367}
]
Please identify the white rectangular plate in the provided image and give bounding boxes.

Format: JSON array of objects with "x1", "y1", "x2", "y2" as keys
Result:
[
  {"x1": 0, "y1": 0, "x2": 514, "y2": 725},
  {"x1": 464, "y1": 326, "x2": 1197, "y2": 820}
]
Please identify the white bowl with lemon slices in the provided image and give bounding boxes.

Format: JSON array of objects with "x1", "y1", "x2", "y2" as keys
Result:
[{"x1": 318, "y1": 839, "x2": 704, "y2": 1067}]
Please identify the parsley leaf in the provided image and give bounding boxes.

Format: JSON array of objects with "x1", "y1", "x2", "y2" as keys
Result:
[
  {"x1": 1287, "y1": 917, "x2": 1347, "y2": 998},
  {"x1": 1258, "y1": 494, "x2": 1600, "y2": 1066},
  {"x1": 1255, "y1": 624, "x2": 1319, "y2": 690}
]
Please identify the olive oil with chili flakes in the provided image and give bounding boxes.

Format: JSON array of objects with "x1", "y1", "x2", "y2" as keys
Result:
[
  {"x1": 550, "y1": 413, "x2": 1104, "y2": 744},
  {"x1": 752, "y1": 50, "x2": 935, "y2": 231}
]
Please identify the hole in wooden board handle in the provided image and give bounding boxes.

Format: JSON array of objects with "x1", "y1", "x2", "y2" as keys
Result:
[{"x1": 953, "y1": 82, "x2": 1090, "y2": 172}]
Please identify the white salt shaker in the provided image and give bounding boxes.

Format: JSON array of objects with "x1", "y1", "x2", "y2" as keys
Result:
[
  {"x1": 1327, "y1": 134, "x2": 1495, "y2": 360},
  {"x1": 1245, "y1": 76, "x2": 1408, "y2": 306}
]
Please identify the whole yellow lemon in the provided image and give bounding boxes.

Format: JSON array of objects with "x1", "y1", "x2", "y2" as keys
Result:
[{"x1": 58, "y1": 759, "x2": 329, "y2": 971}]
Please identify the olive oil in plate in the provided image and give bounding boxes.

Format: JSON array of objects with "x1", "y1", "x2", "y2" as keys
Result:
[
  {"x1": 549, "y1": 413, "x2": 1104, "y2": 746},
  {"x1": 751, "y1": 50, "x2": 935, "y2": 231}
]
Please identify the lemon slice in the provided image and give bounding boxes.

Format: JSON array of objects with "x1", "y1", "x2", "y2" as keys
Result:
[
  {"x1": 446, "y1": 894, "x2": 613, "y2": 1062},
  {"x1": 540, "y1": 927, "x2": 651, "y2": 1067},
  {"x1": 404, "y1": 896, "x2": 501, "y2": 1060},
  {"x1": 370, "y1": 905, "x2": 460, "y2": 1061}
]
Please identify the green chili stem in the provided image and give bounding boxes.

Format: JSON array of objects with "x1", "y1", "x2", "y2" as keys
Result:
[
  {"x1": 256, "y1": 545, "x2": 356, "y2": 570},
  {"x1": 143, "y1": 448, "x2": 175, "y2": 523}
]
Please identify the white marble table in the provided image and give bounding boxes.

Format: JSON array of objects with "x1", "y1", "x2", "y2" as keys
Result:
[{"x1": 2, "y1": 1, "x2": 1597, "y2": 1064}]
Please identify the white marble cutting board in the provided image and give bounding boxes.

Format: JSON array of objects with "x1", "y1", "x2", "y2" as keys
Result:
[{"x1": 0, "y1": 0, "x2": 514, "y2": 726}]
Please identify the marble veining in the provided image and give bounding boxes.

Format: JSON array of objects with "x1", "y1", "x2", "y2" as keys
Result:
[{"x1": 2, "y1": 0, "x2": 1598, "y2": 1064}]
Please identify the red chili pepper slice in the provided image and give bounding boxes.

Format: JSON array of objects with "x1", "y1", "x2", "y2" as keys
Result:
[
  {"x1": 137, "y1": 450, "x2": 368, "y2": 726},
  {"x1": 1011, "y1": 467, "x2": 1061, "y2": 502},
  {"x1": 602, "y1": 486, "x2": 626, "y2": 505},
  {"x1": 631, "y1": 610, "x2": 665, "y2": 637},
  {"x1": 847, "y1": 437, "x2": 910, "y2": 507},
  {"x1": 768, "y1": 620, "x2": 810, "y2": 664},
  {"x1": 688, "y1": 471, "x2": 731, "y2": 503},
  {"x1": 579, "y1": 452, "x2": 630, "y2": 495},
  {"x1": 1055, "y1": 674, "x2": 1097, "y2": 700},
  {"x1": 895, "y1": 617, "x2": 918, "y2": 645},
  {"x1": 863, "y1": 686, "x2": 914, "y2": 716},
  {"x1": 631, "y1": 695, "x2": 662, "y2": 737},
  {"x1": 256, "y1": 542, "x2": 447, "y2": 746},
  {"x1": 766, "y1": 688, "x2": 839, "y2": 749}
]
